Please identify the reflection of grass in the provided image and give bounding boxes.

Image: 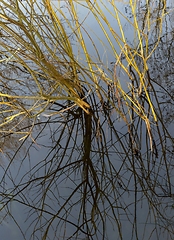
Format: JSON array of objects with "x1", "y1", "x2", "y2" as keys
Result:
[
  {"x1": 0, "y1": 0, "x2": 174, "y2": 240},
  {"x1": 1, "y1": 80, "x2": 173, "y2": 239}
]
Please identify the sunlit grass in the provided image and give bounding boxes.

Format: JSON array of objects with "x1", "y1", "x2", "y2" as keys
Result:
[
  {"x1": 0, "y1": 0, "x2": 167, "y2": 146},
  {"x1": 0, "y1": 1, "x2": 174, "y2": 239}
]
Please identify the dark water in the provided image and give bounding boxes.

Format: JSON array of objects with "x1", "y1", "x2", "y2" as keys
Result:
[{"x1": 0, "y1": 1, "x2": 174, "y2": 240}]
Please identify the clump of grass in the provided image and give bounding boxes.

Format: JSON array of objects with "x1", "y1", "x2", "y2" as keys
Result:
[
  {"x1": 0, "y1": 0, "x2": 167, "y2": 146},
  {"x1": 0, "y1": 1, "x2": 174, "y2": 240}
]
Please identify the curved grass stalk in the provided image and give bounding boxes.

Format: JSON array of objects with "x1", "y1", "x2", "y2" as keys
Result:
[{"x1": 0, "y1": 0, "x2": 168, "y2": 141}]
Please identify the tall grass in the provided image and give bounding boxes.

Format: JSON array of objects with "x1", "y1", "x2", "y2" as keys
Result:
[
  {"x1": 0, "y1": 0, "x2": 168, "y2": 145},
  {"x1": 0, "y1": 0, "x2": 174, "y2": 240}
]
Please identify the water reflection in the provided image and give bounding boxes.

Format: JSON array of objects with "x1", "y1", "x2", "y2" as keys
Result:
[{"x1": 0, "y1": 1, "x2": 174, "y2": 240}]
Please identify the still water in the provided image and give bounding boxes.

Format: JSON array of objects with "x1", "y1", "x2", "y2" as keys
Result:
[{"x1": 0, "y1": 0, "x2": 174, "y2": 240}]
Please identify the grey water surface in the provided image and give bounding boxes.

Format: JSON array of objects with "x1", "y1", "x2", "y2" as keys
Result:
[{"x1": 0, "y1": 1, "x2": 174, "y2": 240}]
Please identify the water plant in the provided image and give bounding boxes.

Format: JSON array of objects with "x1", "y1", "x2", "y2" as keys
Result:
[
  {"x1": 0, "y1": 0, "x2": 174, "y2": 239},
  {"x1": 0, "y1": 0, "x2": 169, "y2": 141}
]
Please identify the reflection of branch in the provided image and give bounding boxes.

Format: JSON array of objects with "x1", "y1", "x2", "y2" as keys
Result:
[
  {"x1": 42, "y1": 90, "x2": 91, "y2": 117},
  {"x1": 1, "y1": 191, "x2": 90, "y2": 236},
  {"x1": 48, "y1": 101, "x2": 80, "y2": 117}
]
